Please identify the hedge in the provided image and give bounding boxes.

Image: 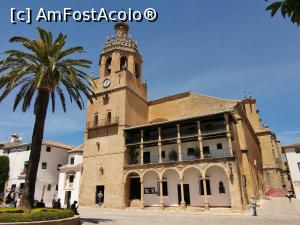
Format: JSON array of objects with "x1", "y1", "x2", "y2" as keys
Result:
[{"x1": 0, "y1": 208, "x2": 74, "y2": 223}]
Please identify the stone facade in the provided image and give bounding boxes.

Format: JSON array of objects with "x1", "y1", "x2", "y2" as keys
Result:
[
  {"x1": 241, "y1": 98, "x2": 291, "y2": 192},
  {"x1": 79, "y1": 22, "x2": 274, "y2": 211}
]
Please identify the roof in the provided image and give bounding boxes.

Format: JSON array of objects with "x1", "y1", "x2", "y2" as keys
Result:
[
  {"x1": 149, "y1": 92, "x2": 239, "y2": 106},
  {"x1": 282, "y1": 141, "x2": 300, "y2": 148},
  {"x1": 69, "y1": 144, "x2": 83, "y2": 153},
  {"x1": 42, "y1": 141, "x2": 74, "y2": 150},
  {"x1": 125, "y1": 109, "x2": 235, "y2": 130}
]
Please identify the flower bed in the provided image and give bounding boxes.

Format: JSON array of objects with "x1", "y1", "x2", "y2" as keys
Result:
[{"x1": 0, "y1": 208, "x2": 74, "y2": 223}]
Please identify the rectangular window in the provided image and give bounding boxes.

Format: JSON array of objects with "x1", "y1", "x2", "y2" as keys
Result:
[
  {"x1": 298, "y1": 162, "x2": 300, "y2": 172},
  {"x1": 217, "y1": 143, "x2": 223, "y2": 149},
  {"x1": 187, "y1": 148, "x2": 194, "y2": 156},
  {"x1": 200, "y1": 179, "x2": 211, "y2": 195},
  {"x1": 70, "y1": 157, "x2": 75, "y2": 165},
  {"x1": 57, "y1": 164, "x2": 62, "y2": 171},
  {"x1": 143, "y1": 152, "x2": 150, "y2": 164},
  {"x1": 162, "y1": 181, "x2": 168, "y2": 196},
  {"x1": 46, "y1": 146, "x2": 51, "y2": 152},
  {"x1": 161, "y1": 151, "x2": 165, "y2": 159},
  {"x1": 56, "y1": 184, "x2": 58, "y2": 191},
  {"x1": 203, "y1": 146, "x2": 210, "y2": 155},
  {"x1": 295, "y1": 148, "x2": 300, "y2": 154},
  {"x1": 42, "y1": 162, "x2": 47, "y2": 169},
  {"x1": 69, "y1": 175, "x2": 75, "y2": 183},
  {"x1": 47, "y1": 184, "x2": 51, "y2": 191},
  {"x1": 157, "y1": 181, "x2": 168, "y2": 196}
]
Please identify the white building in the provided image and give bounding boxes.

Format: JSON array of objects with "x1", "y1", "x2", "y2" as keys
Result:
[
  {"x1": 283, "y1": 141, "x2": 300, "y2": 199},
  {"x1": 2, "y1": 134, "x2": 72, "y2": 206},
  {"x1": 57, "y1": 145, "x2": 83, "y2": 207}
]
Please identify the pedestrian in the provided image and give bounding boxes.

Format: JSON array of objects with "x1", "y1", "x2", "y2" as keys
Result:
[
  {"x1": 71, "y1": 201, "x2": 79, "y2": 215},
  {"x1": 52, "y1": 196, "x2": 56, "y2": 208},
  {"x1": 36, "y1": 199, "x2": 45, "y2": 208},
  {"x1": 56, "y1": 198, "x2": 61, "y2": 209},
  {"x1": 251, "y1": 196, "x2": 257, "y2": 216},
  {"x1": 287, "y1": 191, "x2": 294, "y2": 202},
  {"x1": 97, "y1": 191, "x2": 103, "y2": 206}
]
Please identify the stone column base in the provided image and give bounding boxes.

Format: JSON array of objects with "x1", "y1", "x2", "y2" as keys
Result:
[
  {"x1": 204, "y1": 202, "x2": 209, "y2": 210},
  {"x1": 180, "y1": 202, "x2": 186, "y2": 209},
  {"x1": 160, "y1": 202, "x2": 164, "y2": 209}
]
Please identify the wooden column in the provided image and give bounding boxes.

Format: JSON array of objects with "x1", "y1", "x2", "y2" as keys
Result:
[
  {"x1": 203, "y1": 178, "x2": 209, "y2": 209},
  {"x1": 158, "y1": 127, "x2": 162, "y2": 163},
  {"x1": 140, "y1": 130, "x2": 144, "y2": 164},
  {"x1": 197, "y1": 121, "x2": 204, "y2": 159},
  {"x1": 177, "y1": 124, "x2": 182, "y2": 161},
  {"x1": 159, "y1": 179, "x2": 164, "y2": 209},
  {"x1": 180, "y1": 178, "x2": 186, "y2": 208},
  {"x1": 224, "y1": 114, "x2": 233, "y2": 156},
  {"x1": 140, "y1": 180, "x2": 144, "y2": 208}
]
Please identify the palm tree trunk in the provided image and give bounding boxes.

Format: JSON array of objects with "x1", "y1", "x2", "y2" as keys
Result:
[{"x1": 20, "y1": 90, "x2": 49, "y2": 209}]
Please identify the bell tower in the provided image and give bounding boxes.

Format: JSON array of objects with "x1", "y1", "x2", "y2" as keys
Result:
[{"x1": 80, "y1": 22, "x2": 148, "y2": 208}]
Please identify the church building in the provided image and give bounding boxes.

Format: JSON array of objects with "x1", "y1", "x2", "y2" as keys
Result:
[{"x1": 79, "y1": 22, "x2": 267, "y2": 211}]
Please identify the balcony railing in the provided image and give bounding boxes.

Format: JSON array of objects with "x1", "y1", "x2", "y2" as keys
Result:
[
  {"x1": 127, "y1": 148, "x2": 232, "y2": 165},
  {"x1": 86, "y1": 116, "x2": 119, "y2": 129},
  {"x1": 202, "y1": 125, "x2": 226, "y2": 135}
]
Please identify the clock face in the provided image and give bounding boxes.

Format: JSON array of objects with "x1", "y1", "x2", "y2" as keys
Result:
[{"x1": 103, "y1": 78, "x2": 111, "y2": 88}]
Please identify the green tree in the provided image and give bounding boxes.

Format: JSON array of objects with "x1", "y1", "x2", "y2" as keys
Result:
[
  {"x1": 266, "y1": 0, "x2": 300, "y2": 25},
  {"x1": 0, "y1": 27, "x2": 96, "y2": 209},
  {"x1": 0, "y1": 156, "x2": 9, "y2": 194}
]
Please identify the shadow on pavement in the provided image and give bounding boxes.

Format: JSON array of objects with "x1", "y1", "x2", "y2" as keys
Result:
[{"x1": 80, "y1": 218, "x2": 115, "y2": 224}]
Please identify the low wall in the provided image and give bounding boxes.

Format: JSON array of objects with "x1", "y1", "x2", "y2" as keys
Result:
[{"x1": 0, "y1": 216, "x2": 79, "y2": 225}]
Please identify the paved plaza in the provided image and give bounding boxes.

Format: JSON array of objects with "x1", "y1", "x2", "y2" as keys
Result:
[{"x1": 78, "y1": 197, "x2": 300, "y2": 225}]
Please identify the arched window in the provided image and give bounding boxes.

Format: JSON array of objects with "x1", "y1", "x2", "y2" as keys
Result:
[
  {"x1": 120, "y1": 56, "x2": 128, "y2": 70},
  {"x1": 107, "y1": 112, "x2": 112, "y2": 124},
  {"x1": 94, "y1": 114, "x2": 99, "y2": 126},
  {"x1": 135, "y1": 63, "x2": 139, "y2": 79},
  {"x1": 219, "y1": 181, "x2": 225, "y2": 193},
  {"x1": 105, "y1": 57, "x2": 112, "y2": 74}
]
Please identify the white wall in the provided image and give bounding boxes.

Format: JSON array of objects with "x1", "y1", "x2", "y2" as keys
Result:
[
  {"x1": 202, "y1": 137, "x2": 229, "y2": 151},
  {"x1": 143, "y1": 145, "x2": 159, "y2": 163},
  {"x1": 285, "y1": 147, "x2": 300, "y2": 199},
  {"x1": 183, "y1": 168, "x2": 204, "y2": 206},
  {"x1": 6, "y1": 146, "x2": 30, "y2": 192},
  {"x1": 161, "y1": 143, "x2": 178, "y2": 162},
  {"x1": 58, "y1": 151, "x2": 83, "y2": 206},
  {"x1": 35, "y1": 145, "x2": 69, "y2": 205},
  {"x1": 163, "y1": 170, "x2": 180, "y2": 206},
  {"x1": 143, "y1": 171, "x2": 160, "y2": 206},
  {"x1": 5, "y1": 143, "x2": 69, "y2": 206},
  {"x1": 206, "y1": 166, "x2": 231, "y2": 207}
]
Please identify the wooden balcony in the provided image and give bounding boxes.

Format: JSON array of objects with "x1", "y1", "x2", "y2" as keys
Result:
[{"x1": 86, "y1": 117, "x2": 119, "y2": 130}]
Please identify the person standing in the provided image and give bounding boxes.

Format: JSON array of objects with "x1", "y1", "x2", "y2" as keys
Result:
[
  {"x1": 97, "y1": 191, "x2": 103, "y2": 206},
  {"x1": 251, "y1": 196, "x2": 257, "y2": 216}
]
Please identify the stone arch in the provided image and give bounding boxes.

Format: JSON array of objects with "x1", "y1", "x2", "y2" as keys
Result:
[
  {"x1": 124, "y1": 170, "x2": 141, "y2": 182},
  {"x1": 160, "y1": 167, "x2": 180, "y2": 180},
  {"x1": 141, "y1": 168, "x2": 160, "y2": 182},
  {"x1": 203, "y1": 163, "x2": 231, "y2": 178},
  {"x1": 142, "y1": 169, "x2": 160, "y2": 207},
  {"x1": 181, "y1": 164, "x2": 203, "y2": 179},
  {"x1": 204, "y1": 164, "x2": 231, "y2": 207}
]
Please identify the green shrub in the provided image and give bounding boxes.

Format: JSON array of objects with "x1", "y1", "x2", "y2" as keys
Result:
[
  {"x1": 0, "y1": 208, "x2": 74, "y2": 222},
  {"x1": 0, "y1": 208, "x2": 24, "y2": 213}
]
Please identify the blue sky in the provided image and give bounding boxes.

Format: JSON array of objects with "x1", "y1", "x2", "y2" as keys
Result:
[{"x1": 0, "y1": 0, "x2": 299, "y2": 146}]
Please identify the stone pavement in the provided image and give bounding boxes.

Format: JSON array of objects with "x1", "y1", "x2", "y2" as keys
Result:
[{"x1": 78, "y1": 197, "x2": 300, "y2": 225}]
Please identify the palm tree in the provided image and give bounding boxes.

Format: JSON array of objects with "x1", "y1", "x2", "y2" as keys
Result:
[
  {"x1": 0, "y1": 27, "x2": 96, "y2": 209},
  {"x1": 266, "y1": 0, "x2": 300, "y2": 25}
]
